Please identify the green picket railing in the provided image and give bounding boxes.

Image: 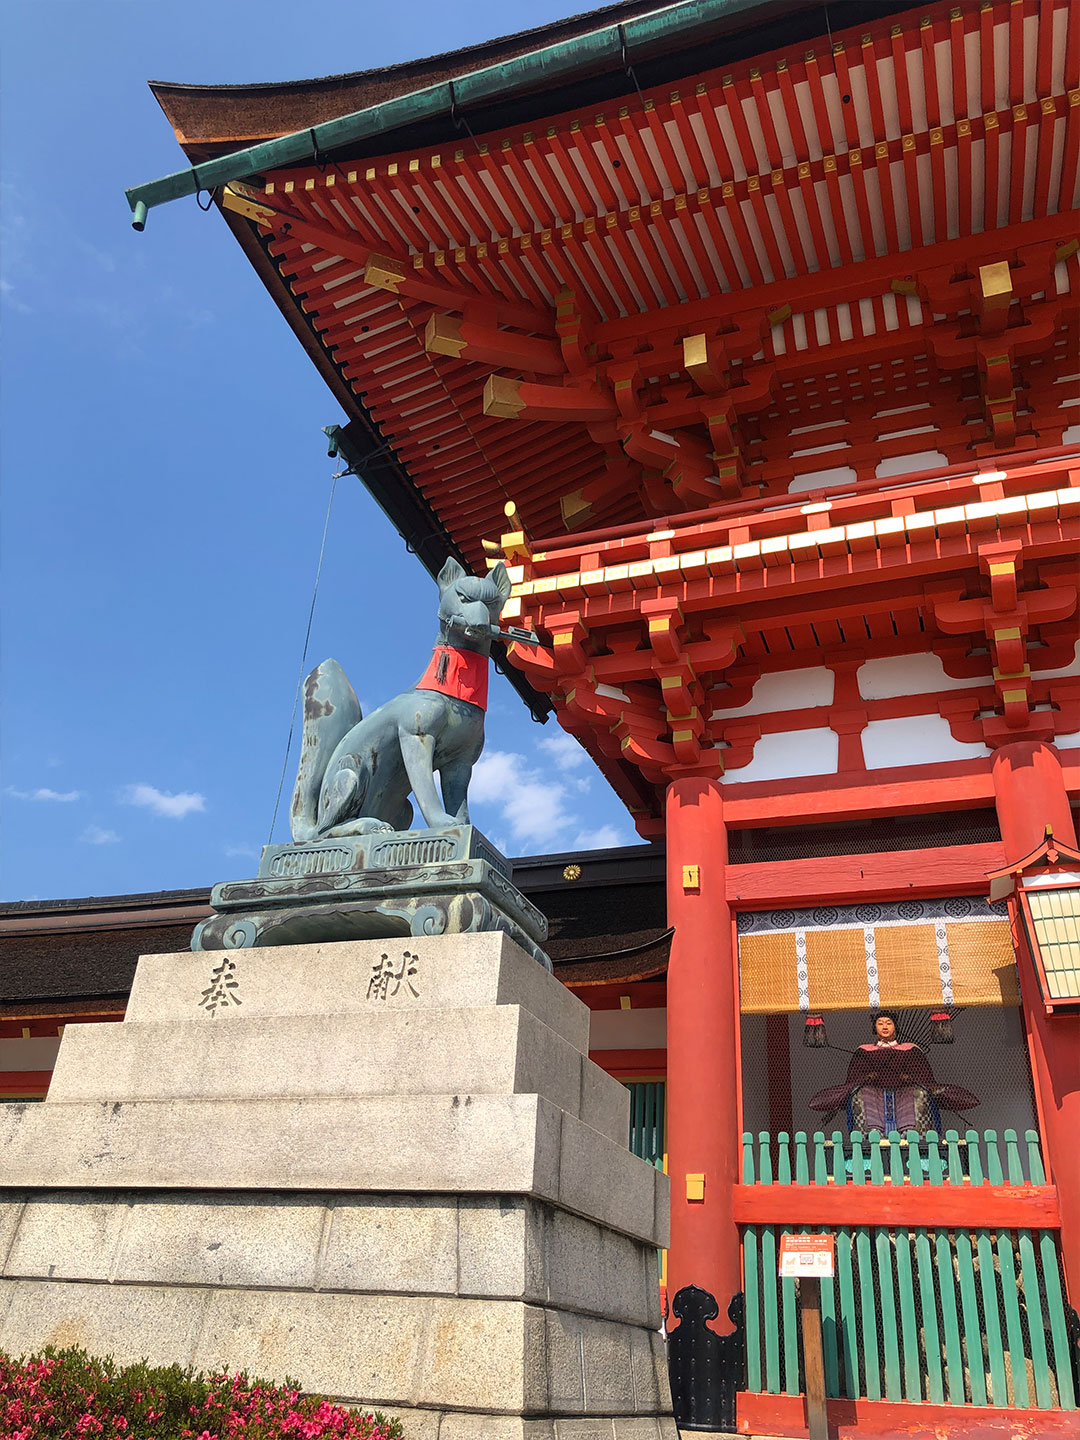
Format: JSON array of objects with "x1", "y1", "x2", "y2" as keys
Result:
[
  {"x1": 741, "y1": 1129, "x2": 1077, "y2": 1411},
  {"x1": 626, "y1": 1081, "x2": 666, "y2": 1282},
  {"x1": 626, "y1": 1080, "x2": 666, "y2": 1169}
]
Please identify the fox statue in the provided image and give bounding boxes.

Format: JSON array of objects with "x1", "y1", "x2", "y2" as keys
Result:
[{"x1": 289, "y1": 557, "x2": 514, "y2": 843}]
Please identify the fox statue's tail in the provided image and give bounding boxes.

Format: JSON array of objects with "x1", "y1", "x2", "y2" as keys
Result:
[{"x1": 289, "y1": 659, "x2": 363, "y2": 842}]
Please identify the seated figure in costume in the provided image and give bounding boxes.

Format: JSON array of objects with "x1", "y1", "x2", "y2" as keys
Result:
[{"x1": 809, "y1": 1012, "x2": 978, "y2": 1136}]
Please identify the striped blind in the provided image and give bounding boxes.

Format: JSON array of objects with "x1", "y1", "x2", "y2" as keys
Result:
[{"x1": 737, "y1": 898, "x2": 1018, "y2": 1015}]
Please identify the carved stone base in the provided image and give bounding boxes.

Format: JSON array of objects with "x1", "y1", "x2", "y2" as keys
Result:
[{"x1": 191, "y1": 827, "x2": 550, "y2": 969}]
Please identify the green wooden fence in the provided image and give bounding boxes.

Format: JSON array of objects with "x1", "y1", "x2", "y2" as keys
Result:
[
  {"x1": 741, "y1": 1129, "x2": 1077, "y2": 1411},
  {"x1": 626, "y1": 1080, "x2": 666, "y2": 1169}
]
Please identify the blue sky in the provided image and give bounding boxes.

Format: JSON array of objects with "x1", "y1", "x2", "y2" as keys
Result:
[{"x1": 1, "y1": 0, "x2": 639, "y2": 902}]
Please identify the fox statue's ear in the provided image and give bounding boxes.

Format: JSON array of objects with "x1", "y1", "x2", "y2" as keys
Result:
[
  {"x1": 490, "y1": 560, "x2": 513, "y2": 604},
  {"x1": 437, "y1": 556, "x2": 466, "y2": 590}
]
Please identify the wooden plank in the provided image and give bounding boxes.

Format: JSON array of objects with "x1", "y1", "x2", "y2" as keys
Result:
[
  {"x1": 722, "y1": 764, "x2": 999, "y2": 828},
  {"x1": 794, "y1": 1132, "x2": 809, "y2": 1185},
  {"x1": 832, "y1": 1133, "x2": 859, "y2": 1400},
  {"x1": 630, "y1": 1082, "x2": 644, "y2": 1157},
  {"x1": 1028, "y1": 1131, "x2": 1079, "y2": 1410},
  {"x1": 781, "y1": 1227, "x2": 800, "y2": 1397},
  {"x1": 869, "y1": 1134, "x2": 901, "y2": 1403},
  {"x1": 726, "y1": 841, "x2": 1007, "y2": 904},
  {"x1": 984, "y1": 1131, "x2": 1029, "y2": 1408},
  {"x1": 906, "y1": 1130, "x2": 944, "y2": 1405},
  {"x1": 760, "y1": 1134, "x2": 780, "y2": 1394},
  {"x1": 1006, "y1": 1131, "x2": 1051, "y2": 1409},
  {"x1": 950, "y1": 1131, "x2": 989, "y2": 1407},
  {"x1": 812, "y1": 1133, "x2": 840, "y2": 1398},
  {"x1": 778, "y1": 1135, "x2": 799, "y2": 1395},
  {"x1": 997, "y1": 1229, "x2": 1029, "y2": 1408},
  {"x1": 742, "y1": 1132, "x2": 762, "y2": 1394},
  {"x1": 745, "y1": 1225, "x2": 763, "y2": 1393},
  {"x1": 730, "y1": 1182, "x2": 1060, "y2": 1228},
  {"x1": 801, "y1": 1276, "x2": 829, "y2": 1440},
  {"x1": 743, "y1": 1131, "x2": 756, "y2": 1186},
  {"x1": 852, "y1": 1133, "x2": 881, "y2": 1402},
  {"x1": 1040, "y1": 1230, "x2": 1078, "y2": 1412},
  {"x1": 888, "y1": 1132, "x2": 922, "y2": 1402},
  {"x1": 644, "y1": 1082, "x2": 657, "y2": 1165},
  {"x1": 737, "y1": 1390, "x2": 1080, "y2": 1437},
  {"x1": 967, "y1": 1131, "x2": 1004, "y2": 1407},
  {"x1": 928, "y1": 1132, "x2": 966, "y2": 1405}
]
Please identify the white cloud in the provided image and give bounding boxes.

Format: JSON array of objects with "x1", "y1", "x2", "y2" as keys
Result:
[
  {"x1": 121, "y1": 783, "x2": 206, "y2": 819},
  {"x1": 6, "y1": 786, "x2": 81, "y2": 802},
  {"x1": 537, "y1": 731, "x2": 588, "y2": 771},
  {"x1": 81, "y1": 825, "x2": 119, "y2": 846},
  {"x1": 225, "y1": 844, "x2": 260, "y2": 859},
  {"x1": 575, "y1": 825, "x2": 626, "y2": 851},
  {"x1": 468, "y1": 731, "x2": 634, "y2": 854},
  {"x1": 470, "y1": 749, "x2": 574, "y2": 848},
  {"x1": 0, "y1": 276, "x2": 32, "y2": 315}
]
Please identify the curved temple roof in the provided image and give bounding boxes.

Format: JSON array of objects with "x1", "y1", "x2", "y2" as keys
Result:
[
  {"x1": 134, "y1": 0, "x2": 1078, "y2": 548},
  {"x1": 130, "y1": 0, "x2": 1080, "y2": 813}
]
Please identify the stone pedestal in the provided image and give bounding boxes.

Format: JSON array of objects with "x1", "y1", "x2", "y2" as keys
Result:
[
  {"x1": 192, "y1": 825, "x2": 551, "y2": 970},
  {"x1": 0, "y1": 934, "x2": 674, "y2": 1439}
]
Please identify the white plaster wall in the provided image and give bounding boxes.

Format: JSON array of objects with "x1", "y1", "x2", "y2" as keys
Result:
[
  {"x1": 726, "y1": 727, "x2": 839, "y2": 783},
  {"x1": 589, "y1": 1007, "x2": 667, "y2": 1051},
  {"x1": 857, "y1": 646, "x2": 1076, "y2": 700},
  {"x1": 874, "y1": 449, "x2": 949, "y2": 478},
  {"x1": 1031, "y1": 640, "x2": 1080, "y2": 678},
  {"x1": 787, "y1": 466, "x2": 858, "y2": 493},
  {"x1": 710, "y1": 666, "x2": 834, "y2": 719},
  {"x1": 0, "y1": 1038, "x2": 61, "y2": 1071},
  {"x1": 861, "y1": 714, "x2": 992, "y2": 768},
  {"x1": 857, "y1": 652, "x2": 991, "y2": 699}
]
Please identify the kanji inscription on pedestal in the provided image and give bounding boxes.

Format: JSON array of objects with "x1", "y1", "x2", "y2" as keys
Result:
[
  {"x1": 367, "y1": 949, "x2": 420, "y2": 1001},
  {"x1": 199, "y1": 955, "x2": 241, "y2": 1016}
]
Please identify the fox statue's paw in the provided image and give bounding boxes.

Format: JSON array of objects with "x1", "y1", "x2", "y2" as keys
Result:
[
  {"x1": 425, "y1": 812, "x2": 464, "y2": 833},
  {"x1": 323, "y1": 817, "x2": 395, "y2": 838}
]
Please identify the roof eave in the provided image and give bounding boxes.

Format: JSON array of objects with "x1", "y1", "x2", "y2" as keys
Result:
[{"x1": 126, "y1": 0, "x2": 856, "y2": 221}]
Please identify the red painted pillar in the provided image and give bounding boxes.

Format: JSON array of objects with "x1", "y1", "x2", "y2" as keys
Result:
[
  {"x1": 665, "y1": 775, "x2": 742, "y2": 1324},
  {"x1": 991, "y1": 741, "x2": 1080, "y2": 1303}
]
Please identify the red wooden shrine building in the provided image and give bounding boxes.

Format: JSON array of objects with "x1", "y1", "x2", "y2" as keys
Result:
[{"x1": 123, "y1": 0, "x2": 1080, "y2": 1431}]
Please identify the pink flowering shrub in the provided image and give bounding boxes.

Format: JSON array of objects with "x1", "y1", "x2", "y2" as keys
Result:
[{"x1": 0, "y1": 1348, "x2": 403, "y2": 1439}]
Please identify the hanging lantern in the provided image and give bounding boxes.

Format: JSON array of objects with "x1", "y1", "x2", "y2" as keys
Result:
[
  {"x1": 803, "y1": 1014, "x2": 828, "y2": 1048},
  {"x1": 929, "y1": 1010, "x2": 954, "y2": 1044}
]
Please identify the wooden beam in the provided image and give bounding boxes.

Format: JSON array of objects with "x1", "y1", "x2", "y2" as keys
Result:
[
  {"x1": 739, "y1": 1392, "x2": 1080, "y2": 1439},
  {"x1": 596, "y1": 211, "x2": 1077, "y2": 345},
  {"x1": 722, "y1": 762, "x2": 1001, "y2": 827},
  {"x1": 483, "y1": 375, "x2": 616, "y2": 423},
  {"x1": 424, "y1": 313, "x2": 564, "y2": 374},
  {"x1": 365, "y1": 254, "x2": 552, "y2": 334},
  {"x1": 725, "y1": 842, "x2": 1006, "y2": 906},
  {"x1": 732, "y1": 1182, "x2": 1061, "y2": 1229}
]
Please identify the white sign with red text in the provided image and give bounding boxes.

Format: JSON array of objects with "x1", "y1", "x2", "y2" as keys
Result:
[{"x1": 778, "y1": 1233, "x2": 835, "y2": 1278}]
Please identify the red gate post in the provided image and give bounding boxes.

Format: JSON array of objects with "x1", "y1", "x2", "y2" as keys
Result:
[
  {"x1": 664, "y1": 775, "x2": 742, "y2": 1319},
  {"x1": 991, "y1": 740, "x2": 1080, "y2": 1304}
]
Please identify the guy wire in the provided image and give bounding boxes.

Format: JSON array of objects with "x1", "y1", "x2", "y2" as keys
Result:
[{"x1": 266, "y1": 467, "x2": 341, "y2": 846}]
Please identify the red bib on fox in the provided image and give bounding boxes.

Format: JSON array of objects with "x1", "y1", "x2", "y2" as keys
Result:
[{"x1": 416, "y1": 646, "x2": 489, "y2": 710}]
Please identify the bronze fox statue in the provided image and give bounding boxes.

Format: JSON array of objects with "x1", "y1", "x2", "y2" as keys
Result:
[{"x1": 290, "y1": 557, "x2": 513, "y2": 842}]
